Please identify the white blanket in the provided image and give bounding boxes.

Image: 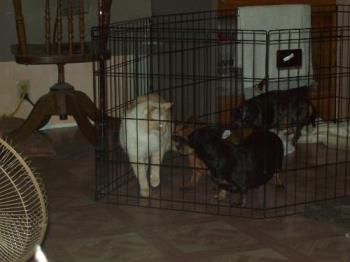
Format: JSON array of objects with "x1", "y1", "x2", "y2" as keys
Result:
[{"x1": 297, "y1": 120, "x2": 350, "y2": 150}]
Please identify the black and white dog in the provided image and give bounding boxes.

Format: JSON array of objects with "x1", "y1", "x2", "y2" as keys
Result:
[
  {"x1": 187, "y1": 126, "x2": 284, "y2": 206},
  {"x1": 233, "y1": 82, "x2": 316, "y2": 145}
]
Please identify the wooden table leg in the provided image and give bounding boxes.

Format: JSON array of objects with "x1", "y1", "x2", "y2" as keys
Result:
[
  {"x1": 7, "y1": 88, "x2": 119, "y2": 146},
  {"x1": 67, "y1": 93, "x2": 97, "y2": 145},
  {"x1": 37, "y1": 115, "x2": 52, "y2": 130},
  {"x1": 6, "y1": 93, "x2": 56, "y2": 144},
  {"x1": 74, "y1": 89, "x2": 121, "y2": 131},
  {"x1": 73, "y1": 90, "x2": 100, "y2": 121}
]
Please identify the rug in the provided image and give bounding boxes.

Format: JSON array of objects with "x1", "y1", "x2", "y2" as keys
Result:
[{"x1": 304, "y1": 198, "x2": 350, "y2": 237}]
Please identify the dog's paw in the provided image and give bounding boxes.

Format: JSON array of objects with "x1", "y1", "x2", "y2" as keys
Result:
[
  {"x1": 275, "y1": 183, "x2": 285, "y2": 190},
  {"x1": 214, "y1": 189, "x2": 227, "y2": 201},
  {"x1": 273, "y1": 174, "x2": 285, "y2": 190},
  {"x1": 230, "y1": 195, "x2": 246, "y2": 207},
  {"x1": 291, "y1": 136, "x2": 299, "y2": 146}
]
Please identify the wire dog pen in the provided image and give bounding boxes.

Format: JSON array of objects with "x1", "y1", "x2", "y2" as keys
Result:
[{"x1": 93, "y1": 5, "x2": 350, "y2": 218}]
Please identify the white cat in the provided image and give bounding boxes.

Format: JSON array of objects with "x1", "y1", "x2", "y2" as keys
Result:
[{"x1": 119, "y1": 94, "x2": 172, "y2": 197}]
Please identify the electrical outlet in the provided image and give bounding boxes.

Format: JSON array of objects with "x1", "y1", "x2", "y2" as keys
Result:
[{"x1": 16, "y1": 80, "x2": 30, "y2": 98}]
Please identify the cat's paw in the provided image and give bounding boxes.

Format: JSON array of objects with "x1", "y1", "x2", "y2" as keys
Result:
[
  {"x1": 140, "y1": 187, "x2": 150, "y2": 197},
  {"x1": 150, "y1": 173, "x2": 160, "y2": 188}
]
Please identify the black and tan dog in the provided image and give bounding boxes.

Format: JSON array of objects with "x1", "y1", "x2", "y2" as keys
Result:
[
  {"x1": 173, "y1": 118, "x2": 253, "y2": 189},
  {"x1": 233, "y1": 82, "x2": 316, "y2": 145},
  {"x1": 186, "y1": 126, "x2": 284, "y2": 206}
]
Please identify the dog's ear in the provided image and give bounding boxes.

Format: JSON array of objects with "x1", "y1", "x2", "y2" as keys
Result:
[
  {"x1": 253, "y1": 78, "x2": 267, "y2": 93},
  {"x1": 174, "y1": 115, "x2": 197, "y2": 134}
]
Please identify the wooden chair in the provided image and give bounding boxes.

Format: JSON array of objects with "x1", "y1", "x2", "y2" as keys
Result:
[{"x1": 8, "y1": 0, "x2": 112, "y2": 145}]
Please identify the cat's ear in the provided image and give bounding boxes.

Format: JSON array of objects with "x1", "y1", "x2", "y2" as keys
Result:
[{"x1": 161, "y1": 102, "x2": 173, "y2": 110}]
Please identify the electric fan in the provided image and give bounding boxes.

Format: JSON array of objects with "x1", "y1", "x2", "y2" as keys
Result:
[{"x1": 0, "y1": 137, "x2": 48, "y2": 262}]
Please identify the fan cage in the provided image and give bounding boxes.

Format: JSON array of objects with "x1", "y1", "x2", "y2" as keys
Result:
[
  {"x1": 93, "y1": 5, "x2": 350, "y2": 218},
  {"x1": 0, "y1": 138, "x2": 48, "y2": 262}
]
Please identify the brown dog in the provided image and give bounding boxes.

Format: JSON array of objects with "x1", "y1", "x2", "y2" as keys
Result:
[{"x1": 173, "y1": 117, "x2": 208, "y2": 189}]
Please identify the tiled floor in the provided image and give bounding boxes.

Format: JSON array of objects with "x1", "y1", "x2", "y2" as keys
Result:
[{"x1": 24, "y1": 127, "x2": 350, "y2": 261}]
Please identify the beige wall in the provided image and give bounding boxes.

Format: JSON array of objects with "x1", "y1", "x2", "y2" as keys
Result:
[
  {"x1": 0, "y1": 61, "x2": 93, "y2": 128},
  {"x1": 0, "y1": 0, "x2": 153, "y2": 129}
]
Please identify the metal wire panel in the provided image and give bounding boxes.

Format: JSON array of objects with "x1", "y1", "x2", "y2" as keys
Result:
[{"x1": 93, "y1": 6, "x2": 350, "y2": 218}]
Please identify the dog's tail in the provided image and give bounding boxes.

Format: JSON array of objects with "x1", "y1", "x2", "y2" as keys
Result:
[
  {"x1": 309, "y1": 103, "x2": 317, "y2": 127},
  {"x1": 296, "y1": 85, "x2": 317, "y2": 127}
]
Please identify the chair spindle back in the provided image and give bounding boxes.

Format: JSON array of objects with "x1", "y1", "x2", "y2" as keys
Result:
[{"x1": 13, "y1": 0, "x2": 111, "y2": 57}]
